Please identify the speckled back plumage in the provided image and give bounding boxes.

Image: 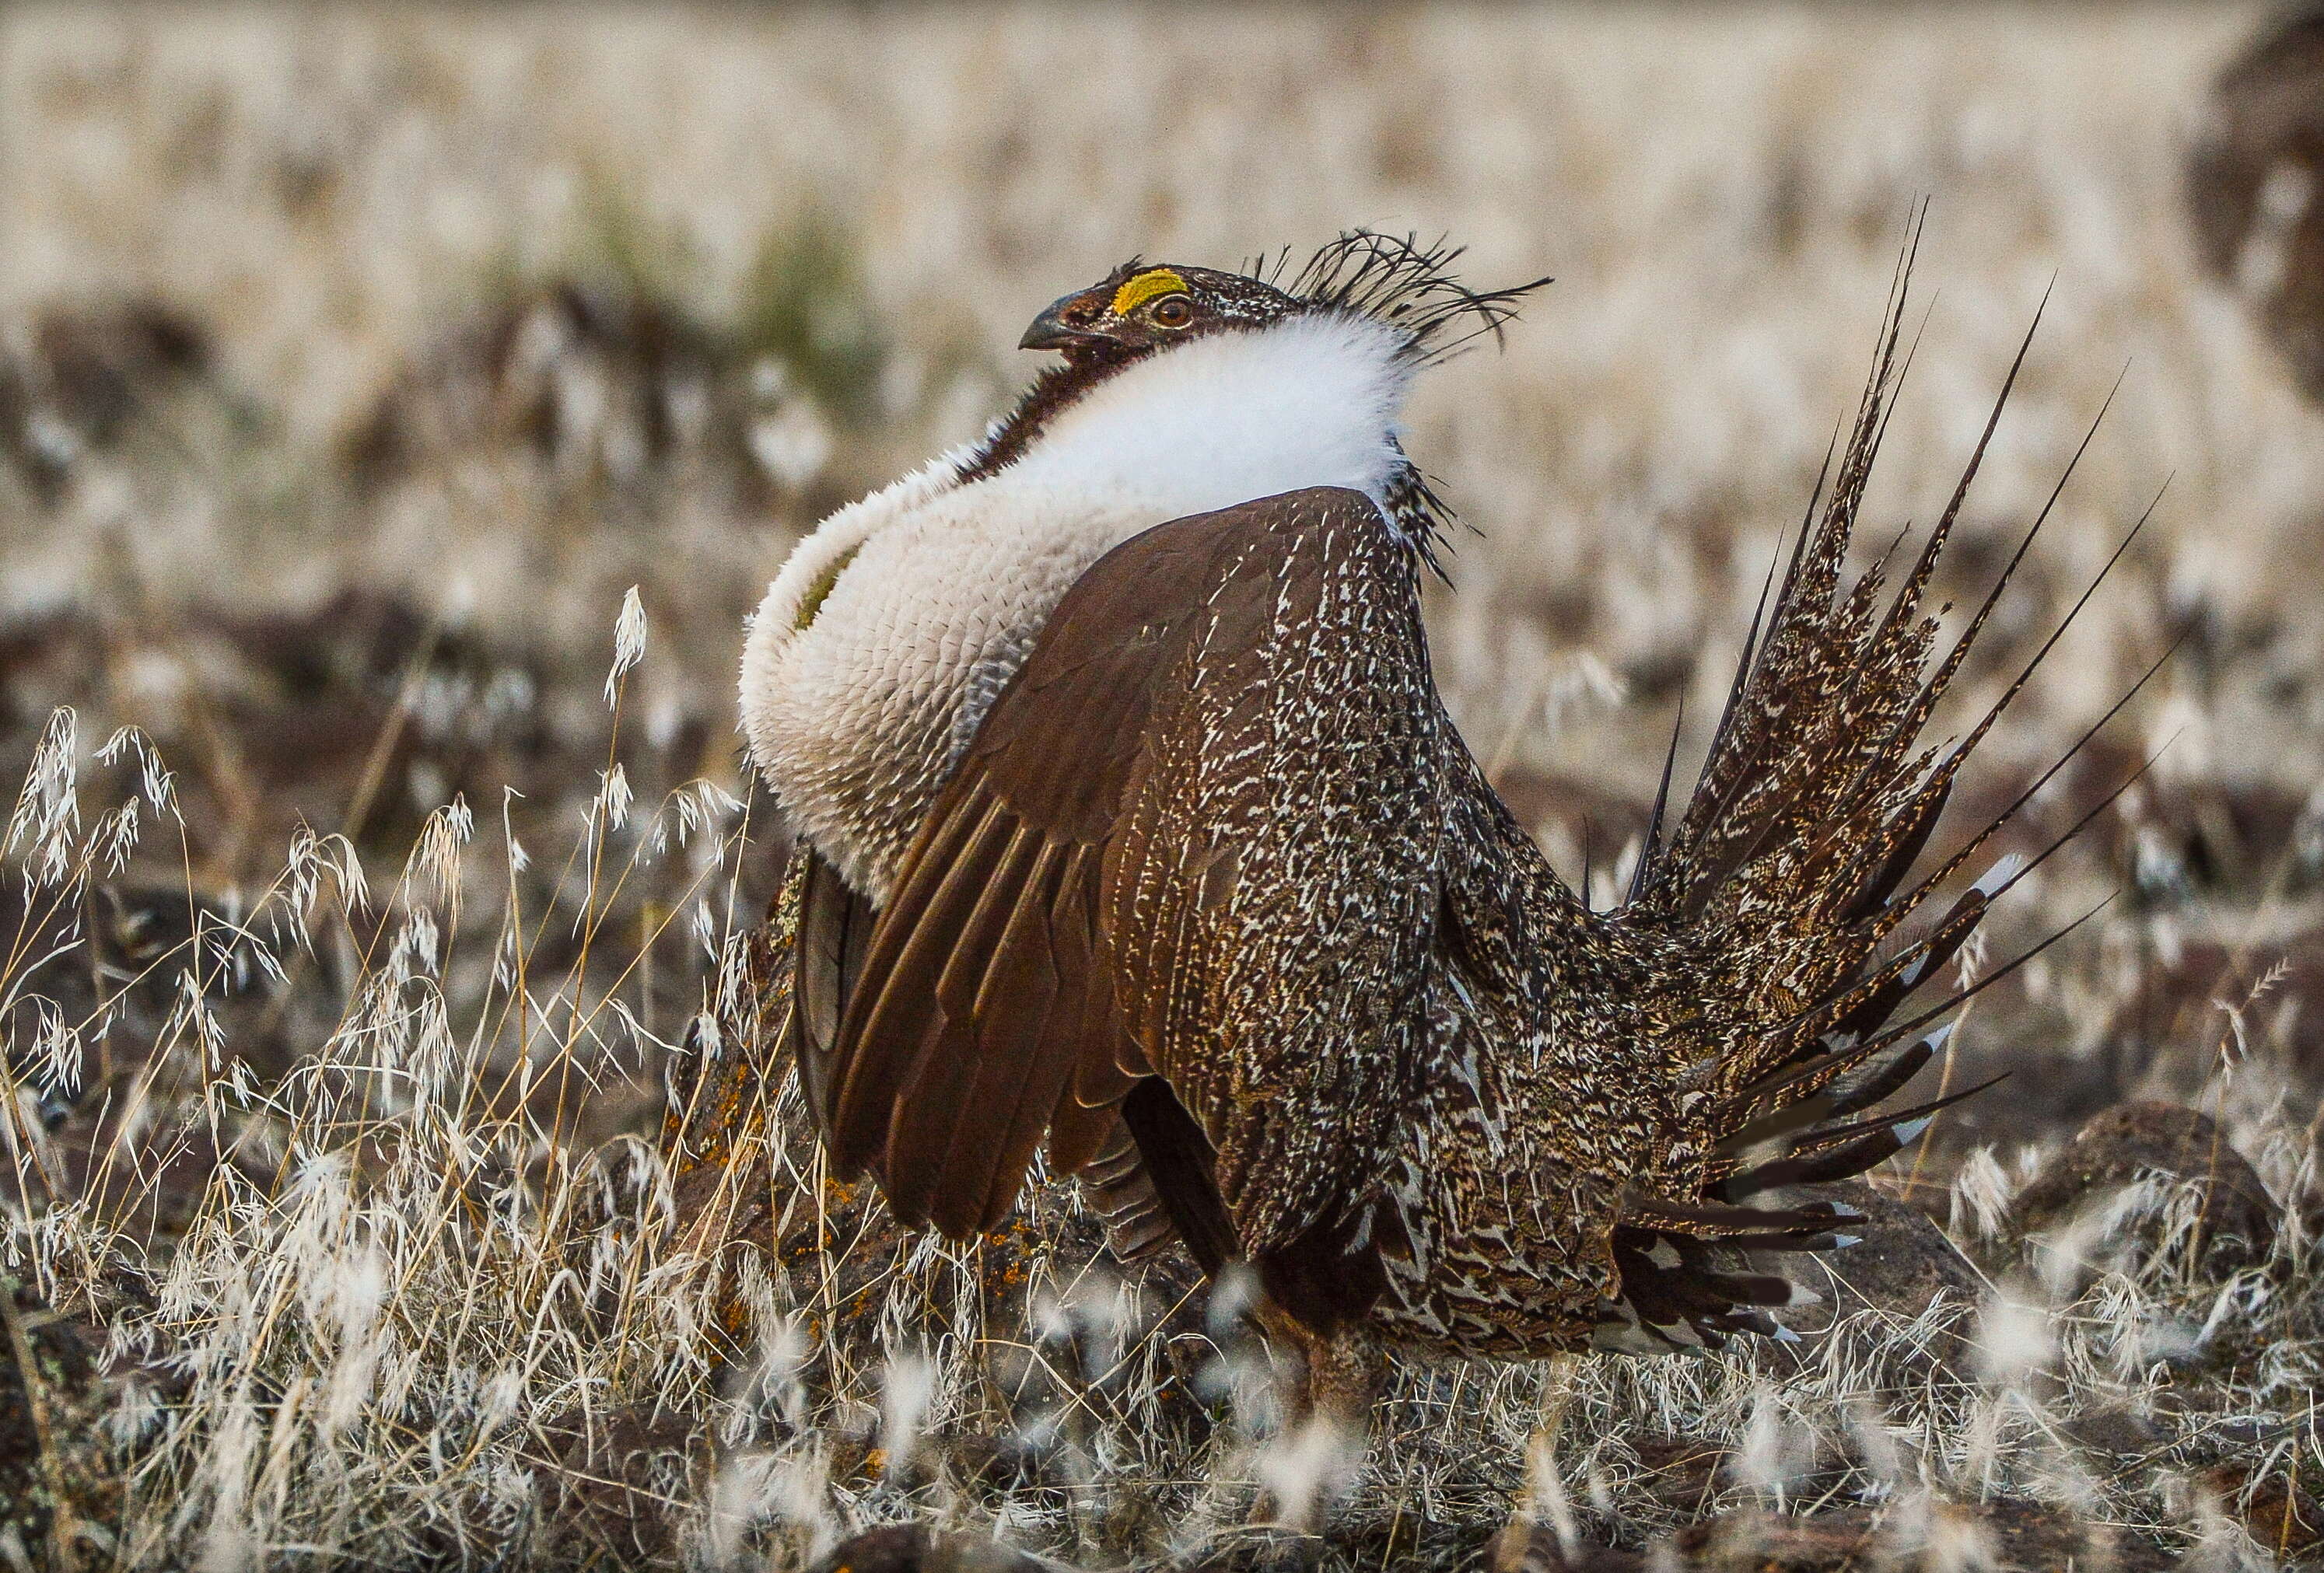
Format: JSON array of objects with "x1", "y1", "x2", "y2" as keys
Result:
[{"x1": 1363, "y1": 253, "x2": 2136, "y2": 1359}]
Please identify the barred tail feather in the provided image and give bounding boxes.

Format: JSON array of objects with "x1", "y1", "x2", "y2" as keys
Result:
[{"x1": 1594, "y1": 222, "x2": 2152, "y2": 1354}]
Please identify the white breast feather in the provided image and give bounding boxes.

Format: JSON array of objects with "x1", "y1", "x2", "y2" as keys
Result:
[{"x1": 739, "y1": 311, "x2": 1414, "y2": 899}]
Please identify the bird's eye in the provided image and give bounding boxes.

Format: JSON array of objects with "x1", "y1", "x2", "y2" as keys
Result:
[{"x1": 1150, "y1": 295, "x2": 1195, "y2": 329}]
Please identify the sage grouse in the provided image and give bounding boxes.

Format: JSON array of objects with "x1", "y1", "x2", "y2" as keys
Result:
[{"x1": 740, "y1": 232, "x2": 2110, "y2": 1417}]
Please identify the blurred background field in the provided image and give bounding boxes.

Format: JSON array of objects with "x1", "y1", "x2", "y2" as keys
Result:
[{"x1": 6, "y1": 3, "x2": 2324, "y2": 1568}]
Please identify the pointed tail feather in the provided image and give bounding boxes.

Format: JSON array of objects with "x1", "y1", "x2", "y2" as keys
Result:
[{"x1": 1594, "y1": 226, "x2": 2153, "y2": 1354}]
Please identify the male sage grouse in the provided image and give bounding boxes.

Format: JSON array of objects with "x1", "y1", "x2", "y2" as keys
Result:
[{"x1": 740, "y1": 230, "x2": 2127, "y2": 1424}]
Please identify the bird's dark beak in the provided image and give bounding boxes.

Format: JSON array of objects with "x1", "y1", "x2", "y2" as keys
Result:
[{"x1": 1019, "y1": 292, "x2": 1112, "y2": 355}]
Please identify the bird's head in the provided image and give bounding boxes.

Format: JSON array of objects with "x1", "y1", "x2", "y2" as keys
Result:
[
  {"x1": 1018, "y1": 262, "x2": 1301, "y2": 368},
  {"x1": 1018, "y1": 234, "x2": 1548, "y2": 373},
  {"x1": 964, "y1": 232, "x2": 1550, "y2": 491}
]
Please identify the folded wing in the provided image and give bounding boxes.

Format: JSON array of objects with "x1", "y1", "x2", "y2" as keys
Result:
[{"x1": 816, "y1": 486, "x2": 1447, "y2": 1311}]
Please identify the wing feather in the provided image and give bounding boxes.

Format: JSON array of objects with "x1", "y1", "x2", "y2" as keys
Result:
[
  {"x1": 823, "y1": 486, "x2": 1444, "y2": 1288},
  {"x1": 825, "y1": 795, "x2": 1013, "y2": 1175},
  {"x1": 786, "y1": 846, "x2": 874, "y2": 1121}
]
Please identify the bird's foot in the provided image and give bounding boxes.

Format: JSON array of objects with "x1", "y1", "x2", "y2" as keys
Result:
[{"x1": 1248, "y1": 1309, "x2": 1380, "y2": 1532}]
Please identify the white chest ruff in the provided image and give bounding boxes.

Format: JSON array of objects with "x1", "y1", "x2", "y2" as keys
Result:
[
  {"x1": 739, "y1": 310, "x2": 1417, "y2": 901},
  {"x1": 740, "y1": 471, "x2": 1160, "y2": 899}
]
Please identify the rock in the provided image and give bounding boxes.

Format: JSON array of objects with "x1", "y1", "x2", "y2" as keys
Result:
[
  {"x1": 1493, "y1": 1499, "x2": 2184, "y2": 1571},
  {"x1": 2204, "y1": 1461, "x2": 2324, "y2": 1565},
  {"x1": 0, "y1": 1277, "x2": 134, "y2": 1568},
  {"x1": 341, "y1": 279, "x2": 737, "y2": 497},
  {"x1": 2058, "y1": 1400, "x2": 2170, "y2": 1461},
  {"x1": 807, "y1": 1524, "x2": 1069, "y2": 1573},
  {"x1": 2099, "y1": 925, "x2": 2324, "y2": 1099},
  {"x1": 1778, "y1": 1180, "x2": 1983, "y2": 1332},
  {"x1": 1761, "y1": 1180, "x2": 1984, "y2": 1382},
  {"x1": 1619, "y1": 1433, "x2": 1730, "y2": 1518},
  {"x1": 2187, "y1": 5, "x2": 2324, "y2": 404},
  {"x1": 2009, "y1": 1102, "x2": 2278, "y2": 1277},
  {"x1": 340, "y1": 258, "x2": 892, "y2": 509},
  {"x1": 1667, "y1": 1509, "x2": 1881, "y2": 1571},
  {"x1": 1487, "y1": 1519, "x2": 1645, "y2": 1572},
  {"x1": 535, "y1": 1403, "x2": 698, "y2": 1568},
  {"x1": 0, "y1": 299, "x2": 221, "y2": 505}
]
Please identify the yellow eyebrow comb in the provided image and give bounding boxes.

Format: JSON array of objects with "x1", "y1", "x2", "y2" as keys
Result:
[{"x1": 1111, "y1": 268, "x2": 1188, "y2": 316}]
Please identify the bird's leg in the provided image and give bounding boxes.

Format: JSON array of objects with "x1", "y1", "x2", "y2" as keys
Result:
[
  {"x1": 1493, "y1": 1351, "x2": 1584, "y2": 1573},
  {"x1": 1298, "y1": 1319, "x2": 1384, "y2": 1438},
  {"x1": 1251, "y1": 1302, "x2": 1382, "y2": 1533}
]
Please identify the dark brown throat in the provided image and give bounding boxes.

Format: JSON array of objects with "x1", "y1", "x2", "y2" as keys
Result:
[{"x1": 953, "y1": 346, "x2": 1151, "y2": 485}]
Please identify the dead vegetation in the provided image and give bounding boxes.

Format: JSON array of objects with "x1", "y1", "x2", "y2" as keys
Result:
[
  {"x1": 3, "y1": 3, "x2": 2324, "y2": 1568},
  {"x1": 9, "y1": 690, "x2": 2324, "y2": 1570}
]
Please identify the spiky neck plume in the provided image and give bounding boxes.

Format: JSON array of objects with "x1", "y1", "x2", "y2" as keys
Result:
[
  {"x1": 957, "y1": 232, "x2": 1549, "y2": 550},
  {"x1": 1279, "y1": 231, "x2": 1549, "y2": 368}
]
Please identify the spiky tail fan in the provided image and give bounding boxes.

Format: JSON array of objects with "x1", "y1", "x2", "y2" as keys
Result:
[{"x1": 1593, "y1": 235, "x2": 2156, "y2": 1351}]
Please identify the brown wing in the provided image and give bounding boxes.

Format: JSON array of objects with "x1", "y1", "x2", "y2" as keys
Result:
[
  {"x1": 782, "y1": 844, "x2": 873, "y2": 1124},
  {"x1": 785, "y1": 831, "x2": 1179, "y2": 1263},
  {"x1": 820, "y1": 485, "x2": 1447, "y2": 1271}
]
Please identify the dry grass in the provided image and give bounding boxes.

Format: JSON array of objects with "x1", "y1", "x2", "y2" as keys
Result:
[
  {"x1": 4, "y1": 3, "x2": 2324, "y2": 1568},
  {"x1": 9, "y1": 632, "x2": 2322, "y2": 1571}
]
